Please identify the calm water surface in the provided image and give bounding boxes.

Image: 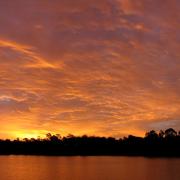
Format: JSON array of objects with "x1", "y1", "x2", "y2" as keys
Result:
[{"x1": 0, "y1": 156, "x2": 179, "y2": 180}]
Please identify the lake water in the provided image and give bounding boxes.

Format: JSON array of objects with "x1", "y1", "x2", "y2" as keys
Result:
[{"x1": 0, "y1": 156, "x2": 179, "y2": 180}]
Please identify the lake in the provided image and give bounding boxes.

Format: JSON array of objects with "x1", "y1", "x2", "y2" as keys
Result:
[{"x1": 0, "y1": 156, "x2": 179, "y2": 180}]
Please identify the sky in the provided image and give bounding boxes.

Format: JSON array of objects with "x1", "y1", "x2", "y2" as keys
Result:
[{"x1": 0, "y1": 0, "x2": 180, "y2": 139}]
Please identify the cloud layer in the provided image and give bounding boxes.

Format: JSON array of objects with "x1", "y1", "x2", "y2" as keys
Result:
[{"x1": 0, "y1": 0, "x2": 180, "y2": 138}]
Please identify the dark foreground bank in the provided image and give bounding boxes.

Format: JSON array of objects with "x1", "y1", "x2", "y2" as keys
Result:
[{"x1": 0, "y1": 128, "x2": 180, "y2": 157}]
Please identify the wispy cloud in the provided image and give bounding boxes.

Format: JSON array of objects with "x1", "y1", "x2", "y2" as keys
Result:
[{"x1": 0, "y1": 0, "x2": 179, "y2": 138}]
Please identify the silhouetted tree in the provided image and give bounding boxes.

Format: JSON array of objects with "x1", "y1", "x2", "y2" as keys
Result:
[
  {"x1": 145, "y1": 130, "x2": 158, "y2": 139},
  {"x1": 165, "y1": 128, "x2": 177, "y2": 138},
  {"x1": 158, "y1": 130, "x2": 165, "y2": 138},
  {"x1": 23, "y1": 138, "x2": 29, "y2": 142},
  {"x1": 46, "y1": 133, "x2": 52, "y2": 140},
  {"x1": 0, "y1": 128, "x2": 179, "y2": 156},
  {"x1": 50, "y1": 135, "x2": 60, "y2": 142}
]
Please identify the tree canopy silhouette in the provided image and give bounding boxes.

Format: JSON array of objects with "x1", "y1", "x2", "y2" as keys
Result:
[{"x1": 0, "y1": 128, "x2": 179, "y2": 157}]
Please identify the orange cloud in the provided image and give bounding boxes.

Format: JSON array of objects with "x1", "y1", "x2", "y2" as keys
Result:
[
  {"x1": 0, "y1": 0, "x2": 179, "y2": 139},
  {"x1": 0, "y1": 39, "x2": 61, "y2": 69}
]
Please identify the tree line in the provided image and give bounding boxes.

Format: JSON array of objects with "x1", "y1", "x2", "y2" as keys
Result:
[{"x1": 0, "y1": 128, "x2": 179, "y2": 156}]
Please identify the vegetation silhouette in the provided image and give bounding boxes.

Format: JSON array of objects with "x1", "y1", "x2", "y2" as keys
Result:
[{"x1": 0, "y1": 128, "x2": 180, "y2": 157}]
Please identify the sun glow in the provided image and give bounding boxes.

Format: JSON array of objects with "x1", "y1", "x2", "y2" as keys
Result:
[{"x1": 14, "y1": 132, "x2": 45, "y2": 140}]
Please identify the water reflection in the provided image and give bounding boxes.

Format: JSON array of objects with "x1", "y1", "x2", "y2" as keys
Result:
[{"x1": 0, "y1": 156, "x2": 179, "y2": 180}]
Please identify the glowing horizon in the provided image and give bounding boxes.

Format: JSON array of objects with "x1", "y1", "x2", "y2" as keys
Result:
[{"x1": 0, "y1": 0, "x2": 180, "y2": 139}]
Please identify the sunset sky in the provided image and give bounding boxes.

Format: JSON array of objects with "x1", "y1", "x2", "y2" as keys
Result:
[{"x1": 0, "y1": 0, "x2": 180, "y2": 139}]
